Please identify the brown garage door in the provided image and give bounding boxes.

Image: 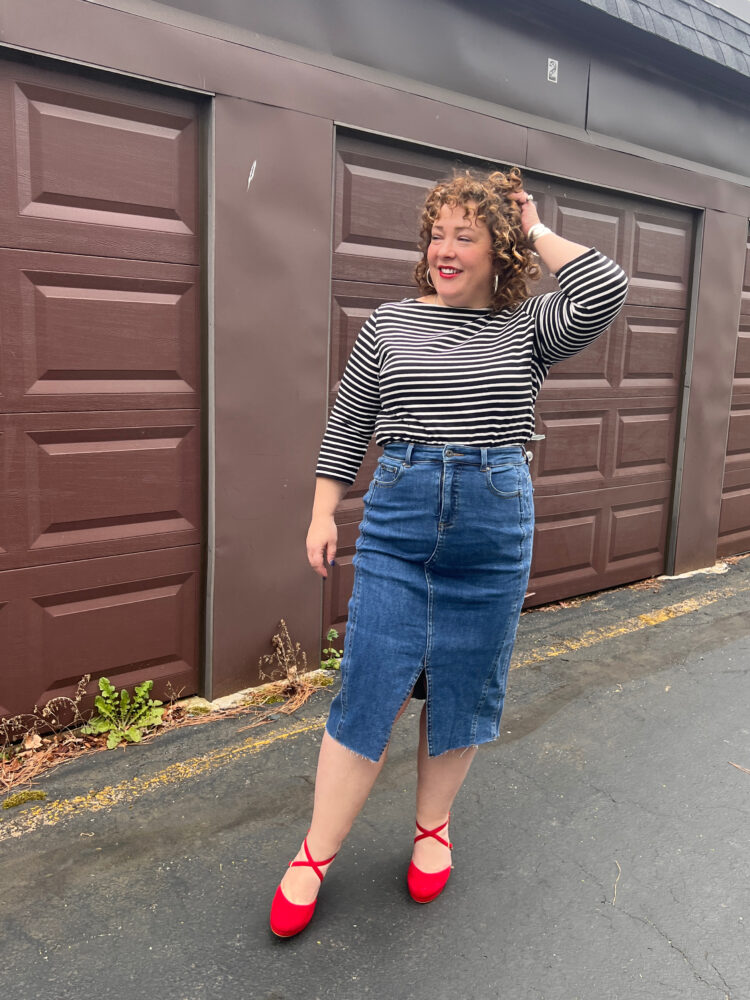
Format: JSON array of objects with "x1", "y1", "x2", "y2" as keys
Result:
[
  {"x1": 0, "y1": 57, "x2": 203, "y2": 720},
  {"x1": 323, "y1": 133, "x2": 695, "y2": 638},
  {"x1": 717, "y1": 226, "x2": 750, "y2": 558}
]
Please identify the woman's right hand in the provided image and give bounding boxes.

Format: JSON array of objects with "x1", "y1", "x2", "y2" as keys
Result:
[{"x1": 306, "y1": 514, "x2": 338, "y2": 578}]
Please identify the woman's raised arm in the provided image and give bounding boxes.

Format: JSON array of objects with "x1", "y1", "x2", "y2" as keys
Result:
[{"x1": 508, "y1": 190, "x2": 590, "y2": 273}]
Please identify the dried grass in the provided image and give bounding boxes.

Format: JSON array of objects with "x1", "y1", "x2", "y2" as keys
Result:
[
  {"x1": 0, "y1": 681, "x2": 326, "y2": 796},
  {"x1": 0, "y1": 621, "x2": 329, "y2": 797},
  {"x1": 628, "y1": 577, "x2": 663, "y2": 593}
]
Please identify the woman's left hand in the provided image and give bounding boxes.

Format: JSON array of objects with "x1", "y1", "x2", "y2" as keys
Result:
[{"x1": 507, "y1": 190, "x2": 541, "y2": 238}]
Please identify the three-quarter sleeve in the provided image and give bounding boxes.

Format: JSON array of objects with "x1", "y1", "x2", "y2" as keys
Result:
[
  {"x1": 315, "y1": 312, "x2": 382, "y2": 485},
  {"x1": 532, "y1": 247, "x2": 629, "y2": 367}
]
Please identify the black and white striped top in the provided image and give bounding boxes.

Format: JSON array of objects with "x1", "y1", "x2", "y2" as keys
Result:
[{"x1": 316, "y1": 247, "x2": 629, "y2": 485}]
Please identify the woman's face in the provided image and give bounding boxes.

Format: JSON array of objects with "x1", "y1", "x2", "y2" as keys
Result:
[{"x1": 426, "y1": 201, "x2": 494, "y2": 309}]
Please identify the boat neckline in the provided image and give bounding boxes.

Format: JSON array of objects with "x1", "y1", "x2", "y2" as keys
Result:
[{"x1": 401, "y1": 297, "x2": 493, "y2": 313}]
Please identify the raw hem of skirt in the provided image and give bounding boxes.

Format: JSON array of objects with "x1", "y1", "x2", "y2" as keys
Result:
[
  {"x1": 428, "y1": 740, "x2": 481, "y2": 759},
  {"x1": 325, "y1": 721, "x2": 385, "y2": 763}
]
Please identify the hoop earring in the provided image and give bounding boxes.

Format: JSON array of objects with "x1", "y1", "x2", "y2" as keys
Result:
[
  {"x1": 493, "y1": 274, "x2": 499, "y2": 295},
  {"x1": 426, "y1": 268, "x2": 434, "y2": 288}
]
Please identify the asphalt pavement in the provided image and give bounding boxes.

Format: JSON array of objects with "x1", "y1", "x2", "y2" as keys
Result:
[{"x1": 2, "y1": 557, "x2": 750, "y2": 1000}]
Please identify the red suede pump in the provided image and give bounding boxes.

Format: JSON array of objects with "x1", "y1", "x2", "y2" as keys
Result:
[
  {"x1": 269, "y1": 838, "x2": 337, "y2": 938},
  {"x1": 407, "y1": 818, "x2": 453, "y2": 904}
]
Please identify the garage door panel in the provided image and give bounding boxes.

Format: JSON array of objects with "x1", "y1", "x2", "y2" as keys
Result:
[
  {"x1": 528, "y1": 481, "x2": 672, "y2": 605},
  {"x1": 627, "y1": 210, "x2": 694, "y2": 308},
  {"x1": 0, "y1": 545, "x2": 200, "y2": 719},
  {"x1": 723, "y1": 461, "x2": 750, "y2": 489},
  {"x1": 334, "y1": 140, "x2": 447, "y2": 264},
  {"x1": 337, "y1": 163, "x2": 430, "y2": 259},
  {"x1": 534, "y1": 306, "x2": 686, "y2": 398},
  {"x1": 332, "y1": 253, "x2": 418, "y2": 285},
  {"x1": 34, "y1": 574, "x2": 196, "y2": 699},
  {"x1": 718, "y1": 482, "x2": 750, "y2": 558},
  {"x1": 740, "y1": 240, "x2": 750, "y2": 317},
  {"x1": 618, "y1": 310, "x2": 686, "y2": 390},
  {"x1": 0, "y1": 62, "x2": 199, "y2": 262},
  {"x1": 533, "y1": 398, "x2": 678, "y2": 494},
  {"x1": 733, "y1": 326, "x2": 750, "y2": 391},
  {"x1": 554, "y1": 197, "x2": 625, "y2": 264},
  {"x1": 725, "y1": 401, "x2": 750, "y2": 467},
  {"x1": 614, "y1": 407, "x2": 677, "y2": 480},
  {"x1": 1, "y1": 410, "x2": 200, "y2": 570},
  {"x1": 1, "y1": 250, "x2": 200, "y2": 411},
  {"x1": 533, "y1": 408, "x2": 610, "y2": 491},
  {"x1": 609, "y1": 499, "x2": 668, "y2": 563},
  {"x1": 718, "y1": 239, "x2": 750, "y2": 556},
  {"x1": 531, "y1": 507, "x2": 601, "y2": 580},
  {"x1": 0, "y1": 601, "x2": 15, "y2": 717}
]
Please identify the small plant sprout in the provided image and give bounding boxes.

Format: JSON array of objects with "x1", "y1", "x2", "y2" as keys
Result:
[
  {"x1": 81, "y1": 678, "x2": 164, "y2": 749},
  {"x1": 321, "y1": 628, "x2": 343, "y2": 670}
]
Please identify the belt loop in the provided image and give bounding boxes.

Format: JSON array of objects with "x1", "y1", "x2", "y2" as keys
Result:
[
  {"x1": 480, "y1": 447, "x2": 488, "y2": 471},
  {"x1": 404, "y1": 442, "x2": 414, "y2": 467}
]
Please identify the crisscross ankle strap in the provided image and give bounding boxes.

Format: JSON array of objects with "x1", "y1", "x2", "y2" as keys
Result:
[
  {"x1": 414, "y1": 818, "x2": 453, "y2": 850},
  {"x1": 289, "y1": 837, "x2": 337, "y2": 882}
]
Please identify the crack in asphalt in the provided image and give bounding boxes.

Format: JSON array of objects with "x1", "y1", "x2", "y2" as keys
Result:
[
  {"x1": 707, "y1": 958, "x2": 733, "y2": 998},
  {"x1": 587, "y1": 781, "x2": 618, "y2": 806},
  {"x1": 617, "y1": 906, "x2": 733, "y2": 998}
]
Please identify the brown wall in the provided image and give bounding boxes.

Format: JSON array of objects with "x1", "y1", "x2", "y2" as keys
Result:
[
  {"x1": 1, "y1": 0, "x2": 749, "y2": 701},
  {"x1": 211, "y1": 97, "x2": 333, "y2": 697},
  {"x1": 672, "y1": 211, "x2": 749, "y2": 573}
]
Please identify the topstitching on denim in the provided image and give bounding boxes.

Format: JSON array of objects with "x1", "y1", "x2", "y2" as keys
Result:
[
  {"x1": 334, "y1": 494, "x2": 372, "y2": 731},
  {"x1": 372, "y1": 458, "x2": 404, "y2": 487},
  {"x1": 485, "y1": 464, "x2": 522, "y2": 498},
  {"x1": 470, "y1": 478, "x2": 532, "y2": 743}
]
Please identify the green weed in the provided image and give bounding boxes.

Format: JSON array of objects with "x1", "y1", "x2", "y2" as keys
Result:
[
  {"x1": 321, "y1": 628, "x2": 343, "y2": 670},
  {"x1": 81, "y1": 678, "x2": 164, "y2": 750}
]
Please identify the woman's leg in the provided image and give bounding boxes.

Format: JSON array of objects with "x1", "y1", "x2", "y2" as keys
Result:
[
  {"x1": 412, "y1": 703, "x2": 477, "y2": 872},
  {"x1": 279, "y1": 697, "x2": 412, "y2": 904}
]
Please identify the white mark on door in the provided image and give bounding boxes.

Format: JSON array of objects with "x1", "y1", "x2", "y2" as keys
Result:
[{"x1": 247, "y1": 160, "x2": 257, "y2": 190}]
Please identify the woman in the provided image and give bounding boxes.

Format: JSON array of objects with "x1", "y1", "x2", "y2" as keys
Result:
[{"x1": 270, "y1": 166, "x2": 629, "y2": 937}]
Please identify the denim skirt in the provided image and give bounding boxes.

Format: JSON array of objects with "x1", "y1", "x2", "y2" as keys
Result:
[{"x1": 326, "y1": 442, "x2": 534, "y2": 761}]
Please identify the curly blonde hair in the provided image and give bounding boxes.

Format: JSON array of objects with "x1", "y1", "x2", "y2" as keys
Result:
[{"x1": 415, "y1": 166, "x2": 540, "y2": 312}]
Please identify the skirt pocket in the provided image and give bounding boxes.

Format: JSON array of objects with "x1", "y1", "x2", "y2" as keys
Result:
[
  {"x1": 373, "y1": 458, "x2": 404, "y2": 488},
  {"x1": 485, "y1": 464, "x2": 522, "y2": 498}
]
